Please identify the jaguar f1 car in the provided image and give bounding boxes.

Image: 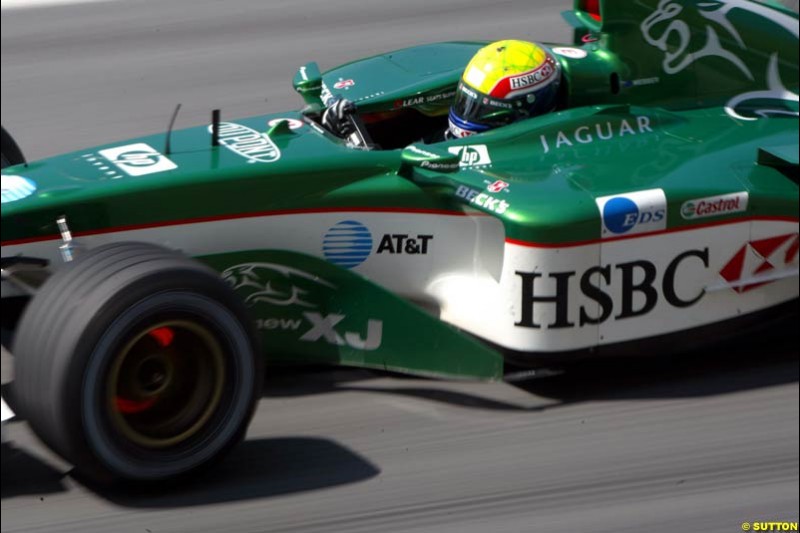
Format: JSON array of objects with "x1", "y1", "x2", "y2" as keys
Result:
[{"x1": 1, "y1": 0, "x2": 797, "y2": 482}]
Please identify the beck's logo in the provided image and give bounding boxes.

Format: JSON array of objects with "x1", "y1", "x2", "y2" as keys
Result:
[
  {"x1": 719, "y1": 233, "x2": 799, "y2": 293},
  {"x1": 98, "y1": 143, "x2": 177, "y2": 176},
  {"x1": 596, "y1": 189, "x2": 667, "y2": 237},
  {"x1": 455, "y1": 185, "x2": 510, "y2": 214},
  {"x1": 515, "y1": 248, "x2": 710, "y2": 329}
]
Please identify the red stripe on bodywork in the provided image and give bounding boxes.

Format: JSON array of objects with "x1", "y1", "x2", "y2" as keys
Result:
[{"x1": 1, "y1": 207, "x2": 468, "y2": 246}]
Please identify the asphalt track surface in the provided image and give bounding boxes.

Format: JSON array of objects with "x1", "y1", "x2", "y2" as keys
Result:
[{"x1": 1, "y1": 1, "x2": 799, "y2": 532}]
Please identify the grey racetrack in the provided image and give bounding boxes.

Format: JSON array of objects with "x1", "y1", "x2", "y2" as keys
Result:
[{"x1": 1, "y1": 1, "x2": 798, "y2": 532}]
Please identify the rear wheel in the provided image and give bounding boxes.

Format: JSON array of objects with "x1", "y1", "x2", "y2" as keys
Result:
[
  {"x1": 1, "y1": 125, "x2": 26, "y2": 169},
  {"x1": 13, "y1": 242, "x2": 262, "y2": 483}
]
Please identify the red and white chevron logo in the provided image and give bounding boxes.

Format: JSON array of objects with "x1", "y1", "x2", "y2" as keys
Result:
[{"x1": 718, "y1": 233, "x2": 799, "y2": 293}]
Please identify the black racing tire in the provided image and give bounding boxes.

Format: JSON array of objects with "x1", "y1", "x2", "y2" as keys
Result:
[
  {"x1": 1, "y1": 125, "x2": 26, "y2": 169},
  {"x1": 12, "y1": 242, "x2": 262, "y2": 483}
]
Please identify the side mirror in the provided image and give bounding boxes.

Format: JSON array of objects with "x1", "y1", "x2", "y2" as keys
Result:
[
  {"x1": 400, "y1": 144, "x2": 460, "y2": 176},
  {"x1": 293, "y1": 62, "x2": 324, "y2": 107}
]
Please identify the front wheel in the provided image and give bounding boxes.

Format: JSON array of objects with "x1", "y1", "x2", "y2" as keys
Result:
[{"x1": 13, "y1": 242, "x2": 262, "y2": 483}]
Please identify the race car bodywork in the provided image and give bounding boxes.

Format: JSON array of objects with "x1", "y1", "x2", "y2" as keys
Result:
[{"x1": 1, "y1": 0, "x2": 798, "y2": 481}]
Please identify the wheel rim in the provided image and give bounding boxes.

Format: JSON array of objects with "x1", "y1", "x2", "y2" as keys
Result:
[{"x1": 106, "y1": 320, "x2": 226, "y2": 449}]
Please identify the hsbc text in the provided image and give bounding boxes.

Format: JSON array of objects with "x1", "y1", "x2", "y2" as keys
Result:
[{"x1": 515, "y1": 248, "x2": 709, "y2": 329}]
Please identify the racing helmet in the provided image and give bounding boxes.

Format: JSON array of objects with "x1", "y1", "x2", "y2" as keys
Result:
[{"x1": 448, "y1": 40, "x2": 562, "y2": 138}]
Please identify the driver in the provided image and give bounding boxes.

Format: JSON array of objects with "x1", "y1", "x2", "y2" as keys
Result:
[
  {"x1": 447, "y1": 39, "x2": 562, "y2": 138},
  {"x1": 321, "y1": 39, "x2": 562, "y2": 142}
]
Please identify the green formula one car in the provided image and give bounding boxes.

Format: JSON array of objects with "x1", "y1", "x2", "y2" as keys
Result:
[{"x1": 1, "y1": 0, "x2": 798, "y2": 482}]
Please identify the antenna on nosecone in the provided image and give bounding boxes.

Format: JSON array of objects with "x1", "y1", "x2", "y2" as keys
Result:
[
  {"x1": 211, "y1": 109, "x2": 220, "y2": 147},
  {"x1": 164, "y1": 103, "x2": 182, "y2": 156}
]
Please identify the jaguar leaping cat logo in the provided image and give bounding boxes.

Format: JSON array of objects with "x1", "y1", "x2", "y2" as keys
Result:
[
  {"x1": 641, "y1": 0, "x2": 753, "y2": 78},
  {"x1": 221, "y1": 262, "x2": 335, "y2": 307},
  {"x1": 641, "y1": 0, "x2": 799, "y2": 120}
]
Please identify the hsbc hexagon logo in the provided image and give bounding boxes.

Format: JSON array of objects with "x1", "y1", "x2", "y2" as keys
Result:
[{"x1": 719, "y1": 233, "x2": 799, "y2": 293}]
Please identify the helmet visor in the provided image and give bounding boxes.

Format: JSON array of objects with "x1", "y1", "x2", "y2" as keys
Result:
[
  {"x1": 451, "y1": 81, "x2": 519, "y2": 129},
  {"x1": 451, "y1": 75, "x2": 561, "y2": 131}
]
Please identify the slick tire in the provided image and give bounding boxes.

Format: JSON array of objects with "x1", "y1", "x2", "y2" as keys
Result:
[
  {"x1": 12, "y1": 242, "x2": 262, "y2": 483},
  {"x1": 1, "y1": 125, "x2": 27, "y2": 168}
]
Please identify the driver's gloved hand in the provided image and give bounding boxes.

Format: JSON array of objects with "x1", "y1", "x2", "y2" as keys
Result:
[{"x1": 322, "y1": 98, "x2": 356, "y2": 137}]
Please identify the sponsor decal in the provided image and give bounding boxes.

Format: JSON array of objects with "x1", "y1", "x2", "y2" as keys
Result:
[
  {"x1": 448, "y1": 144, "x2": 492, "y2": 167},
  {"x1": 322, "y1": 220, "x2": 373, "y2": 268},
  {"x1": 718, "y1": 233, "x2": 799, "y2": 293},
  {"x1": 98, "y1": 143, "x2": 177, "y2": 177},
  {"x1": 211, "y1": 122, "x2": 281, "y2": 163},
  {"x1": 267, "y1": 118, "x2": 304, "y2": 130},
  {"x1": 508, "y1": 61, "x2": 556, "y2": 92},
  {"x1": 681, "y1": 191, "x2": 748, "y2": 220},
  {"x1": 397, "y1": 96, "x2": 425, "y2": 107},
  {"x1": 459, "y1": 84, "x2": 478, "y2": 100},
  {"x1": 423, "y1": 90, "x2": 455, "y2": 104},
  {"x1": 486, "y1": 180, "x2": 509, "y2": 193},
  {"x1": 322, "y1": 220, "x2": 434, "y2": 265},
  {"x1": 455, "y1": 185, "x2": 510, "y2": 215},
  {"x1": 376, "y1": 234, "x2": 433, "y2": 255},
  {"x1": 581, "y1": 33, "x2": 599, "y2": 43},
  {"x1": 515, "y1": 247, "x2": 710, "y2": 329},
  {"x1": 406, "y1": 144, "x2": 459, "y2": 170},
  {"x1": 539, "y1": 116, "x2": 654, "y2": 153},
  {"x1": 394, "y1": 90, "x2": 456, "y2": 109},
  {"x1": 420, "y1": 160, "x2": 459, "y2": 172},
  {"x1": 1, "y1": 174, "x2": 37, "y2": 204},
  {"x1": 333, "y1": 78, "x2": 355, "y2": 90},
  {"x1": 482, "y1": 97, "x2": 513, "y2": 110},
  {"x1": 596, "y1": 189, "x2": 667, "y2": 237},
  {"x1": 552, "y1": 47, "x2": 588, "y2": 59},
  {"x1": 223, "y1": 262, "x2": 382, "y2": 350}
]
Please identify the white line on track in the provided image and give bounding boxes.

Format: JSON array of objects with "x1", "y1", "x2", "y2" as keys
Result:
[{"x1": 1, "y1": 0, "x2": 111, "y2": 9}]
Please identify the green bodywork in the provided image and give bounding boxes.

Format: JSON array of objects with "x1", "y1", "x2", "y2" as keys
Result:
[
  {"x1": 201, "y1": 250, "x2": 503, "y2": 379},
  {"x1": 2, "y1": 0, "x2": 798, "y2": 379}
]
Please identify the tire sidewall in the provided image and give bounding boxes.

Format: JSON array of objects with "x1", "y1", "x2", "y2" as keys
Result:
[
  {"x1": 79, "y1": 290, "x2": 256, "y2": 480},
  {"x1": 1, "y1": 125, "x2": 26, "y2": 168},
  {"x1": 42, "y1": 257, "x2": 262, "y2": 482}
]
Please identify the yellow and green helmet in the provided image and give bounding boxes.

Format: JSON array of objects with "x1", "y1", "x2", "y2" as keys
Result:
[{"x1": 449, "y1": 40, "x2": 562, "y2": 138}]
